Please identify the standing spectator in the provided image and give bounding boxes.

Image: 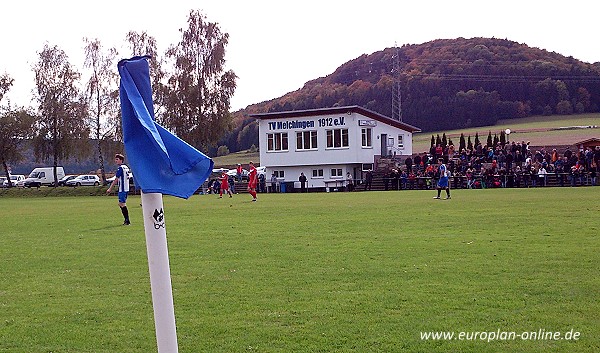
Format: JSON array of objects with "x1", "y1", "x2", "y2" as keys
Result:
[
  {"x1": 405, "y1": 156, "x2": 413, "y2": 173},
  {"x1": 564, "y1": 147, "x2": 572, "y2": 160},
  {"x1": 551, "y1": 149, "x2": 559, "y2": 164},
  {"x1": 346, "y1": 172, "x2": 354, "y2": 191},
  {"x1": 228, "y1": 174, "x2": 236, "y2": 194},
  {"x1": 413, "y1": 154, "x2": 422, "y2": 172},
  {"x1": 236, "y1": 163, "x2": 243, "y2": 182},
  {"x1": 537, "y1": 165, "x2": 548, "y2": 187},
  {"x1": 387, "y1": 169, "x2": 397, "y2": 190},
  {"x1": 466, "y1": 167, "x2": 474, "y2": 189},
  {"x1": 258, "y1": 173, "x2": 266, "y2": 193},
  {"x1": 408, "y1": 171, "x2": 416, "y2": 189},
  {"x1": 299, "y1": 172, "x2": 307, "y2": 193},
  {"x1": 383, "y1": 172, "x2": 390, "y2": 191},
  {"x1": 554, "y1": 158, "x2": 565, "y2": 187},
  {"x1": 270, "y1": 172, "x2": 278, "y2": 193},
  {"x1": 400, "y1": 170, "x2": 408, "y2": 189},
  {"x1": 594, "y1": 146, "x2": 600, "y2": 171},
  {"x1": 447, "y1": 144, "x2": 455, "y2": 161},
  {"x1": 247, "y1": 161, "x2": 258, "y2": 202},
  {"x1": 364, "y1": 169, "x2": 373, "y2": 190},
  {"x1": 209, "y1": 179, "x2": 221, "y2": 194}
]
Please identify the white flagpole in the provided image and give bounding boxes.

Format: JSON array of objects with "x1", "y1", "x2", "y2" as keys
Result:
[{"x1": 141, "y1": 191, "x2": 179, "y2": 353}]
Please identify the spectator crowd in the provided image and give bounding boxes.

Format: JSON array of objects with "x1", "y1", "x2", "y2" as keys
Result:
[{"x1": 382, "y1": 140, "x2": 600, "y2": 190}]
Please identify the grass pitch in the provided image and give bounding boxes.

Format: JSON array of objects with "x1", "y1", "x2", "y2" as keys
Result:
[{"x1": 0, "y1": 187, "x2": 598, "y2": 352}]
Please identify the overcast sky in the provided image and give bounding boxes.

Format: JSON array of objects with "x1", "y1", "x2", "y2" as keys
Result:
[{"x1": 1, "y1": 0, "x2": 598, "y2": 111}]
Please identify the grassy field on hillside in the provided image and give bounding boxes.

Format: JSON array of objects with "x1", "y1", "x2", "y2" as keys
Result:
[
  {"x1": 412, "y1": 113, "x2": 600, "y2": 153},
  {"x1": 212, "y1": 150, "x2": 260, "y2": 168},
  {"x1": 1, "y1": 188, "x2": 598, "y2": 352}
]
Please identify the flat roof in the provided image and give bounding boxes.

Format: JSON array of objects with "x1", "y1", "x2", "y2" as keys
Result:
[{"x1": 249, "y1": 105, "x2": 421, "y2": 133}]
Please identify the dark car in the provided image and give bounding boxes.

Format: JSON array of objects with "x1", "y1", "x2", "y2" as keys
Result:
[{"x1": 58, "y1": 175, "x2": 77, "y2": 186}]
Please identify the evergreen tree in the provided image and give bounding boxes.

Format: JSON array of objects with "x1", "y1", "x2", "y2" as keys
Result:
[
  {"x1": 459, "y1": 133, "x2": 466, "y2": 152},
  {"x1": 467, "y1": 135, "x2": 473, "y2": 151},
  {"x1": 487, "y1": 131, "x2": 493, "y2": 147}
]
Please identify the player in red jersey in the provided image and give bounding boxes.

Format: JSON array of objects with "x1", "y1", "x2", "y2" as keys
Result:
[
  {"x1": 219, "y1": 171, "x2": 232, "y2": 198},
  {"x1": 247, "y1": 161, "x2": 258, "y2": 202}
]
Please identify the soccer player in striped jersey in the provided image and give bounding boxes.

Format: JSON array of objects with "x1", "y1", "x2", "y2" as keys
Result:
[
  {"x1": 106, "y1": 153, "x2": 131, "y2": 225},
  {"x1": 433, "y1": 158, "x2": 451, "y2": 200}
]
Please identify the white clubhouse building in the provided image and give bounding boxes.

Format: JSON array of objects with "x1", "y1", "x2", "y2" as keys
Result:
[{"x1": 250, "y1": 106, "x2": 421, "y2": 191}]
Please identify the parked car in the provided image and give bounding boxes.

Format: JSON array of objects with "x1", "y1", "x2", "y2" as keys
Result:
[
  {"x1": 105, "y1": 173, "x2": 134, "y2": 186},
  {"x1": 226, "y1": 168, "x2": 248, "y2": 180},
  {"x1": 58, "y1": 175, "x2": 77, "y2": 186},
  {"x1": 65, "y1": 174, "x2": 100, "y2": 187},
  {"x1": 226, "y1": 166, "x2": 266, "y2": 181},
  {"x1": 2, "y1": 174, "x2": 25, "y2": 188}
]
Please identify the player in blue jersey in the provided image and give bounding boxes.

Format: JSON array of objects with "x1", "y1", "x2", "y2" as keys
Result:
[
  {"x1": 106, "y1": 153, "x2": 131, "y2": 225},
  {"x1": 433, "y1": 158, "x2": 451, "y2": 200}
]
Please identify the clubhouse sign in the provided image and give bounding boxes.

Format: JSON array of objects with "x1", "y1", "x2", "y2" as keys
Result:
[{"x1": 267, "y1": 116, "x2": 347, "y2": 131}]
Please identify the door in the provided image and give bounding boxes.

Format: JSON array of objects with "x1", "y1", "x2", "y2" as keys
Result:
[{"x1": 380, "y1": 134, "x2": 387, "y2": 157}]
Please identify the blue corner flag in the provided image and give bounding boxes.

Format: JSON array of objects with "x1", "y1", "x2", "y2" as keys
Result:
[{"x1": 118, "y1": 56, "x2": 214, "y2": 199}]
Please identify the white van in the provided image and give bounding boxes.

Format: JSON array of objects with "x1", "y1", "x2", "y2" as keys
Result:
[{"x1": 23, "y1": 167, "x2": 65, "y2": 187}]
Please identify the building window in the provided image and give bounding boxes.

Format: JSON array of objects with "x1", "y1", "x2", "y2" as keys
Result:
[
  {"x1": 274, "y1": 170, "x2": 285, "y2": 178},
  {"x1": 326, "y1": 129, "x2": 349, "y2": 148},
  {"x1": 267, "y1": 132, "x2": 288, "y2": 151},
  {"x1": 398, "y1": 134, "x2": 404, "y2": 149},
  {"x1": 361, "y1": 128, "x2": 372, "y2": 148},
  {"x1": 362, "y1": 163, "x2": 373, "y2": 171},
  {"x1": 296, "y1": 131, "x2": 318, "y2": 150},
  {"x1": 331, "y1": 168, "x2": 343, "y2": 178},
  {"x1": 312, "y1": 169, "x2": 324, "y2": 178}
]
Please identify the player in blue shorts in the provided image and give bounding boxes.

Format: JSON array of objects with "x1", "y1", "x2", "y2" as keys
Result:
[
  {"x1": 106, "y1": 153, "x2": 131, "y2": 225},
  {"x1": 433, "y1": 158, "x2": 451, "y2": 200}
]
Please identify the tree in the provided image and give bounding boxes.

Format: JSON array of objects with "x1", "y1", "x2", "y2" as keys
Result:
[
  {"x1": 162, "y1": 10, "x2": 237, "y2": 151},
  {"x1": 430, "y1": 135, "x2": 435, "y2": 148},
  {"x1": 486, "y1": 131, "x2": 493, "y2": 147},
  {"x1": 83, "y1": 38, "x2": 119, "y2": 183},
  {"x1": 467, "y1": 135, "x2": 473, "y2": 151},
  {"x1": 459, "y1": 133, "x2": 466, "y2": 152},
  {"x1": 0, "y1": 73, "x2": 14, "y2": 102},
  {"x1": 441, "y1": 133, "x2": 447, "y2": 148},
  {"x1": 474, "y1": 132, "x2": 480, "y2": 148},
  {"x1": 32, "y1": 44, "x2": 90, "y2": 186},
  {"x1": 216, "y1": 145, "x2": 230, "y2": 156},
  {"x1": 125, "y1": 31, "x2": 167, "y2": 124},
  {"x1": 0, "y1": 107, "x2": 35, "y2": 185},
  {"x1": 499, "y1": 130, "x2": 506, "y2": 146}
]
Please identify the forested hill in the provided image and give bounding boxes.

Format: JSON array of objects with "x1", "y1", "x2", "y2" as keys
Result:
[{"x1": 221, "y1": 37, "x2": 600, "y2": 153}]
